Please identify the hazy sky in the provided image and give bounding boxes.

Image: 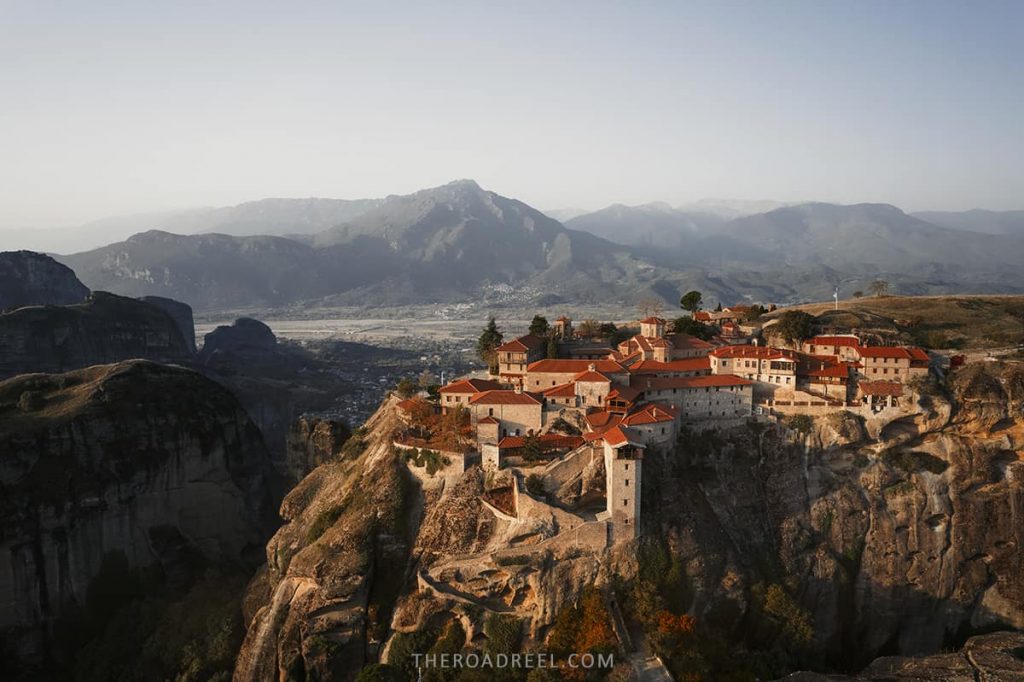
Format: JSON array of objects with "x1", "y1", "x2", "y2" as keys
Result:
[{"x1": 2, "y1": 0, "x2": 1022, "y2": 229}]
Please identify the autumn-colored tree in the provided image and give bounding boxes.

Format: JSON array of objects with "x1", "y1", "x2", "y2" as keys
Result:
[
  {"x1": 408, "y1": 398, "x2": 436, "y2": 431},
  {"x1": 435, "y1": 404, "x2": 468, "y2": 451}
]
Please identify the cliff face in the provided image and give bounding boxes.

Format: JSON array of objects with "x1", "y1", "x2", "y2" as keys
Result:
[
  {"x1": 0, "y1": 251, "x2": 89, "y2": 311},
  {"x1": 0, "y1": 361, "x2": 277, "y2": 665},
  {"x1": 139, "y1": 295, "x2": 196, "y2": 352},
  {"x1": 235, "y1": 364, "x2": 1024, "y2": 680},
  {"x1": 234, "y1": 401, "x2": 409, "y2": 680},
  {"x1": 0, "y1": 291, "x2": 192, "y2": 377},
  {"x1": 648, "y1": 364, "x2": 1024, "y2": 670}
]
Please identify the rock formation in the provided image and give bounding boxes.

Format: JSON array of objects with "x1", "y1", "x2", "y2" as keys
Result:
[
  {"x1": 0, "y1": 291, "x2": 192, "y2": 377},
  {"x1": 0, "y1": 250, "x2": 89, "y2": 311},
  {"x1": 200, "y1": 317, "x2": 278, "y2": 359},
  {"x1": 0, "y1": 360, "x2": 277, "y2": 669},
  {"x1": 235, "y1": 361, "x2": 1024, "y2": 680},
  {"x1": 234, "y1": 400, "x2": 409, "y2": 680},
  {"x1": 286, "y1": 416, "x2": 352, "y2": 483},
  {"x1": 139, "y1": 294, "x2": 196, "y2": 352},
  {"x1": 196, "y1": 318, "x2": 355, "y2": 480},
  {"x1": 778, "y1": 630, "x2": 1024, "y2": 680}
]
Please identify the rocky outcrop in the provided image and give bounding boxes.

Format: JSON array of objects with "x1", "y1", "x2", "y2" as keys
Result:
[
  {"x1": 199, "y1": 317, "x2": 277, "y2": 359},
  {"x1": 0, "y1": 291, "x2": 192, "y2": 377},
  {"x1": 779, "y1": 630, "x2": 1024, "y2": 680},
  {"x1": 139, "y1": 295, "x2": 196, "y2": 352},
  {"x1": 644, "y1": 362, "x2": 1024, "y2": 672},
  {"x1": 234, "y1": 400, "x2": 410, "y2": 681},
  {"x1": 286, "y1": 417, "x2": 352, "y2": 483},
  {"x1": 0, "y1": 251, "x2": 89, "y2": 311},
  {"x1": 236, "y1": 362, "x2": 1024, "y2": 679},
  {"x1": 0, "y1": 360, "x2": 277, "y2": 667},
  {"x1": 196, "y1": 318, "x2": 354, "y2": 478}
]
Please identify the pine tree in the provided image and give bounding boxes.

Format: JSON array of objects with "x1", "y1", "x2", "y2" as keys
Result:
[{"x1": 477, "y1": 317, "x2": 503, "y2": 371}]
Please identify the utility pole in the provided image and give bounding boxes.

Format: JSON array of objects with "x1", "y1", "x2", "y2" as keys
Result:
[{"x1": 834, "y1": 286, "x2": 839, "y2": 311}]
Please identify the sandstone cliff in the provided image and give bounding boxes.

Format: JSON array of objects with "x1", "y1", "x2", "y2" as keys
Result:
[
  {"x1": 0, "y1": 291, "x2": 192, "y2": 377},
  {"x1": 0, "y1": 360, "x2": 277, "y2": 670},
  {"x1": 0, "y1": 250, "x2": 89, "y2": 311}
]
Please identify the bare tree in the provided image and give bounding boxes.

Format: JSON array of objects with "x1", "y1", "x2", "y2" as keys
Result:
[{"x1": 869, "y1": 280, "x2": 890, "y2": 297}]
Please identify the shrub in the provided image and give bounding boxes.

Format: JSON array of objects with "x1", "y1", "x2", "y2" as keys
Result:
[
  {"x1": 525, "y1": 474, "x2": 545, "y2": 496},
  {"x1": 882, "y1": 449, "x2": 948, "y2": 475},
  {"x1": 306, "y1": 504, "x2": 346, "y2": 543},
  {"x1": 786, "y1": 414, "x2": 814, "y2": 435},
  {"x1": 763, "y1": 584, "x2": 814, "y2": 648}
]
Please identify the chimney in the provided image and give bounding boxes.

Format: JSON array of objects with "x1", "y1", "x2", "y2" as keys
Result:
[
  {"x1": 588, "y1": 362, "x2": 596, "y2": 372},
  {"x1": 514, "y1": 384, "x2": 522, "y2": 394}
]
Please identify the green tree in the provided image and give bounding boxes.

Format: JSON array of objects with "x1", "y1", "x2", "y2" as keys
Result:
[
  {"x1": 598, "y1": 321, "x2": 618, "y2": 341},
  {"x1": 680, "y1": 290, "x2": 703, "y2": 313},
  {"x1": 476, "y1": 317, "x2": 503, "y2": 371},
  {"x1": 670, "y1": 316, "x2": 714, "y2": 341},
  {"x1": 869, "y1": 279, "x2": 890, "y2": 297},
  {"x1": 715, "y1": 302, "x2": 723, "y2": 312},
  {"x1": 742, "y1": 304, "x2": 768, "y2": 323},
  {"x1": 395, "y1": 377, "x2": 418, "y2": 399},
  {"x1": 772, "y1": 310, "x2": 817, "y2": 344},
  {"x1": 546, "y1": 334, "x2": 559, "y2": 359},
  {"x1": 852, "y1": 290, "x2": 864, "y2": 298},
  {"x1": 528, "y1": 314, "x2": 549, "y2": 336}
]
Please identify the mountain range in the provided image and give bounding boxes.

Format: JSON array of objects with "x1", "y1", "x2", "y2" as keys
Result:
[{"x1": 33, "y1": 180, "x2": 1024, "y2": 312}]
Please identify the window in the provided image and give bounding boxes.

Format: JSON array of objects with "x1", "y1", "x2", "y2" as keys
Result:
[
  {"x1": 625, "y1": 479, "x2": 630, "y2": 486},
  {"x1": 488, "y1": 408, "x2": 494, "y2": 416},
  {"x1": 624, "y1": 463, "x2": 629, "y2": 470},
  {"x1": 623, "y1": 499, "x2": 629, "y2": 506}
]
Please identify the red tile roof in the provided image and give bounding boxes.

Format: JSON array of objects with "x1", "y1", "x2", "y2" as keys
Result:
[
  {"x1": 396, "y1": 398, "x2": 422, "y2": 412},
  {"x1": 622, "y1": 402, "x2": 678, "y2": 425},
  {"x1": 632, "y1": 374, "x2": 754, "y2": 390},
  {"x1": 859, "y1": 380, "x2": 904, "y2": 397},
  {"x1": 711, "y1": 345, "x2": 795, "y2": 360},
  {"x1": 608, "y1": 385, "x2": 643, "y2": 403},
  {"x1": 638, "y1": 316, "x2": 667, "y2": 325},
  {"x1": 806, "y1": 365, "x2": 851, "y2": 379},
  {"x1": 629, "y1": 357, "x2": 711, "y2": 374},
  {"x1": 496, "y1": 334, "x2": 546, "y2": 353},
  {"x1": 857, "y1": 346, "x2": 912, "y2": 359},
  {"x1": 666, "y1": 333, "x2": 715, "y2": 350},
  {"x1": 907, "y1": 347, "x2": 930, "y2": 362},
  {"x1": 527, "y1": 359, "x2": 625, "y2": 374},
  {"x1": 573, "y1": 369, "x2": 612, "y2": 383},
  {"x1": 693, "y1": 311, "x2": 712, "y2": 322},
  {"x1": 541, "y1": 382, "x2": 577, "y2": 398},
  {"x1": 476, "y1": 416, "x2": 500, "y2": 425},
  {"x1": 468, "y1": 390, "x2": 543, "y2": 406},
  {"x1": 807, "y1": 335, "x2": 861, "y2": 348},
  {"x1": 585, "y1": 410, "x2": 621, "y2": 430},
  {"x1": 439, "y1": 378, "x2": 503, "y2": 394},
  {"x1": 602, "y1": 425, "x2": 645, "y2": 448},
  {"x1": 498, "y1": 434, "x2": 584, "y2": 450}
]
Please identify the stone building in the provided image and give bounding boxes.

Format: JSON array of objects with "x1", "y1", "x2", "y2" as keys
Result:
[
  {"x1": 633, "y1": 374, "x2": 754, "y2": 421},
  {"x1": 496, "y1": 334, "x2": 546, "y2": 387},
  {"x1": 710, "y1": 345, "x2": 797, "y2": 397},
  {"x1": 552, "y1": 315, "x2": 573, "y2": 339},
  {"x1": 525, "y1": 358, "x2": 629, "y2": 390},
  {"x1": 858, "y1": 346, "x2": 929, "y2": 382},
  {"x1": 468, "y1": 389, "x2": 544, "y2": 439},
  {"x1": 439, "y1": 378, "x2": 503, "y2": 412},
  {"x1": 601, "y1": 426, "x2": 644, "y2": 543}
]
